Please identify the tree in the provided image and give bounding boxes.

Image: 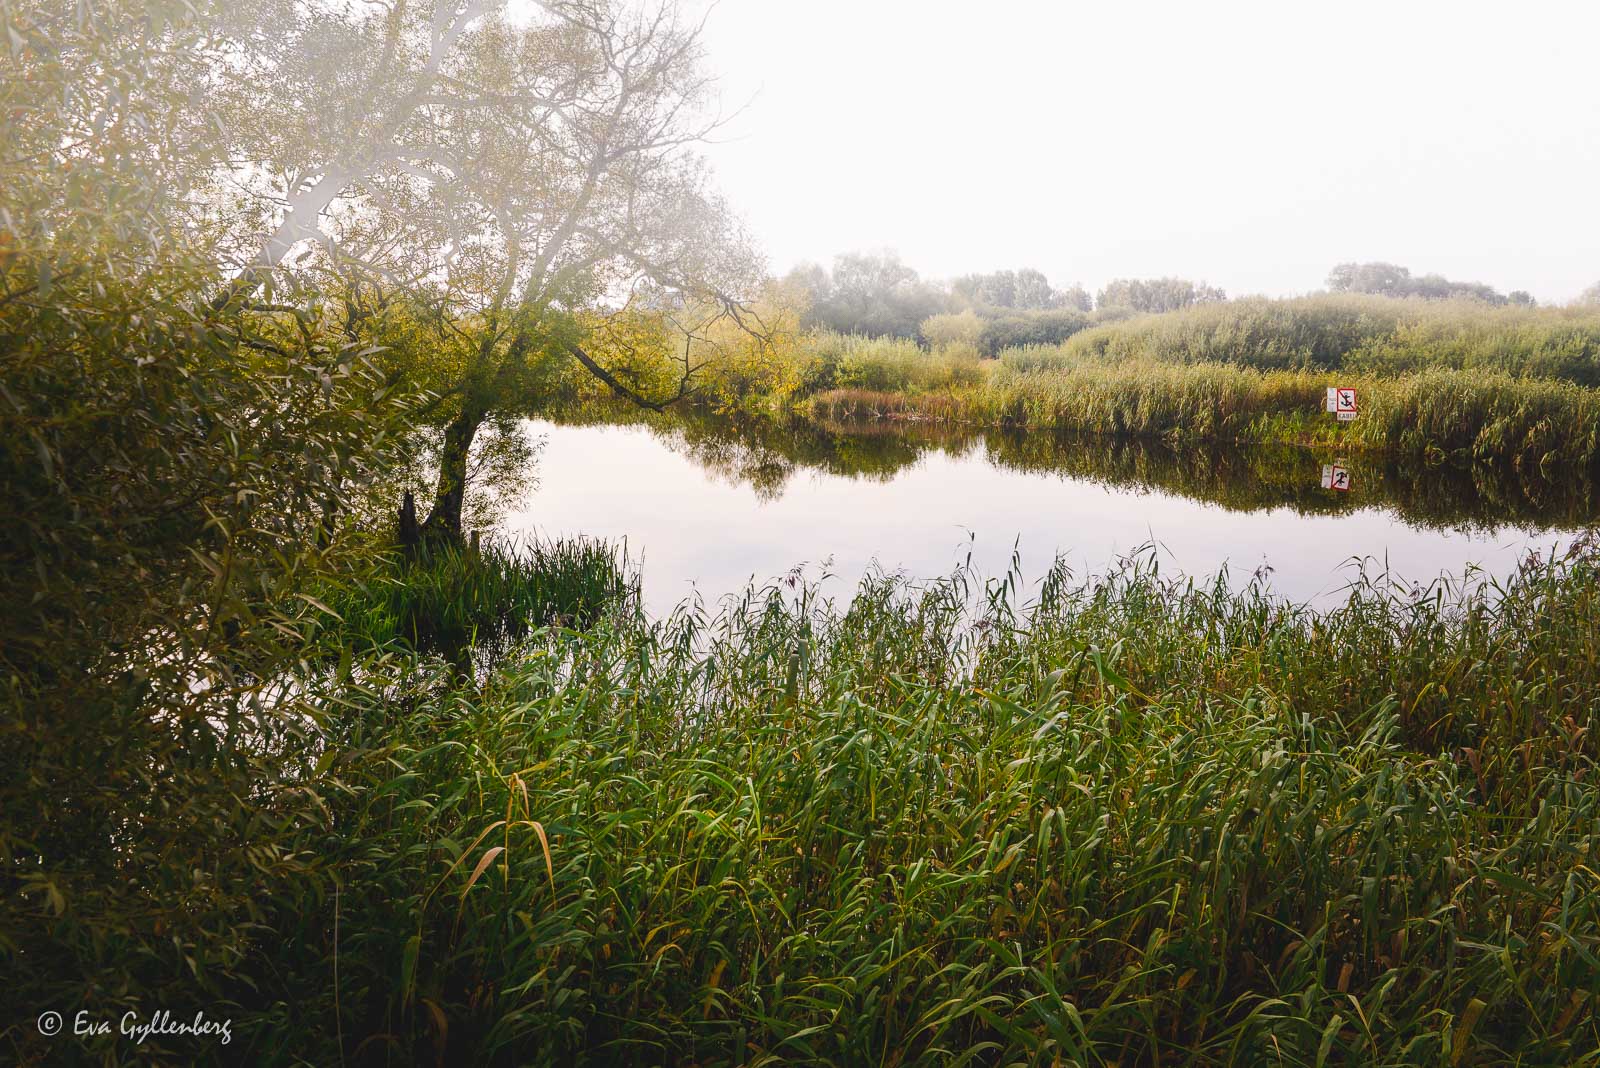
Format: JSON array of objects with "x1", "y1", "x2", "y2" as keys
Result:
[
  {"x1": 1057, "y1": 283, "x2": 1094, "y2": 313},
  {"x1": 410, "y1": 4, "x2": 764, "y2": 543},
  {"x1": 1327, "y1": 262, "x2": 1513, "y2": 304},
  {"x1": 1578, "y1": 282, "x2": 1600, "y2": 307},
  {"x1": 1, "y1": 0, "x2": 752, "y2": 1048},
  {"x1": 952, "y1": 270, "x2": 1009, "y2": 309},
  {"x1": 1012, "y1": 268, "x2": 1056, "y2": 310},
  {"x1": 951, "y1": 267, "x2": 1073, "y2": 311},
  {"x1": 1327, "y1": 261, "x2": 1412, "y2": 298},
  {"x1": 2, "y1": 1, "x2": 424, "y2": 1027},
  {"x1": 207, "y1": 0, "x2": 531, "y2": 308},
  {"x1": 203, "y1": 0, "x2": 768, "y2": 544},
  {"x1": 1096, "y1": 277, "x2": 1226, "y2": 314},
  {"x1": 790, "y1": 251, "x2": 949, "y2": 338}
]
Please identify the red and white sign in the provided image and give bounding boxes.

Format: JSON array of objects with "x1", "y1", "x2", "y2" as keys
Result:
[
  {"x1": 1321, "y1": 463, "x2": 1351, "y2": 492},
  {"x1": 1326, "y1": 387, "x2": 1358, "y2": 421}
]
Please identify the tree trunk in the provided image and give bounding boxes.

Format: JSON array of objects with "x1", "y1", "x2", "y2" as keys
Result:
[
  {"x1": 420, "y1": 404, "x2": 484, "y2": 546},
  {"x1": 397, "y1": 490, "x2": 420, "y2": 554}
]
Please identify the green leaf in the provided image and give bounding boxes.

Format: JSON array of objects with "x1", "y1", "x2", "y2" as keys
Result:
[
  {"x1": 1316, "y1": 1012, "x2": 1343, "y2": 1068},
  {"x1": 400, "y1": 934, "x2": 421, "y2": 1007}
]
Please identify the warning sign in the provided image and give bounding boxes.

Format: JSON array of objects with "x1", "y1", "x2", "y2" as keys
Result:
[
  {"x1": 1326, "y1": 387, "x2": 1358, "y2": 421},
  {"x1": 1320, "y1": 464, "x2": 1351, "y2": 492}
]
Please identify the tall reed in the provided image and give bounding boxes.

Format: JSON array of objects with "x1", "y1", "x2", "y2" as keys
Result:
[
  {"x1": 321, "y1": 537, "x2": 634, "y2": 662},
  {"x1": 1060, "y1": 294, "x2": 1600, "y2": 384},
  {"x1": 810, "y1": 361, "x2": 1600, "y2": 471},
  {"x1": 206, "y1": 544, "x2": 1600, "y2": 1065}
]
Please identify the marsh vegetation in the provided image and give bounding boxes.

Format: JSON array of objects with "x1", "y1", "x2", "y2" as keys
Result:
[
  {"x1": 4, "y1": 1, "x2": 1599, "y2": 1065},
  {"x1": 69, "y1": 540, "x2": 1600, "y2": 1064}
]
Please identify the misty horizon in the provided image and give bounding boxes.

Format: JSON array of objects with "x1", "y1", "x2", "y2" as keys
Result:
[{"x1": 690, "y1": 0, "x2": 1600, "y2": 304}]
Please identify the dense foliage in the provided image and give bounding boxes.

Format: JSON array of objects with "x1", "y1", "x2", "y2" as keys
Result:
[
  {"x1": 0, "y1": 2, "x2": 752, "y2": 1062},
  {"x1": 5, "y1": 3, "x2": 1598, "y2": 1064},
  {"x1": 27, "y1": 545, "x2": 1591, "y2": 1064},
  {"x1": 2, "y1": 9, "x2": 422, "y2": 1047}
]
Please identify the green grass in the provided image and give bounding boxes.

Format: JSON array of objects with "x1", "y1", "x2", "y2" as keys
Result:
[
  {"x1": 177, "y1": 542, "x2": 1600, "y2": 1064},
  {"x1": 321, "y1": 537, "x2": 635, "y2": 665},
  {"x1": 807, "y1": 361, "x2": 1600, "y2": 472}
]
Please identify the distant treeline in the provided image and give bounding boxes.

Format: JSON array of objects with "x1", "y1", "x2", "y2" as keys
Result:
[
  {"x1": 1327, "y1": 261, "x2": 1535, "y2": 305},
  {"x1": 783, "y1": 252, "x2": 1226, "y2": 353},
  {"x1": 785, "y1": 252, "x2": 1600, "y2": 355}
]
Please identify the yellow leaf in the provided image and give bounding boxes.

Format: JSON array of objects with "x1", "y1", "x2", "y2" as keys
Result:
[{"x1": 460, "y1": 845, "x2": 505, "y2": 901}]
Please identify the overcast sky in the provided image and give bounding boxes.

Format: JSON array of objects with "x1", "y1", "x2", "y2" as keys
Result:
[{"x1": 686, "y1": 0, "x2": 1600, "y2": 302}]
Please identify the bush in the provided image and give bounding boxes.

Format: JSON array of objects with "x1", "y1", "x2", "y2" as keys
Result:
[
  {"x1": 803, "y1": 331, "x2": 984, "y2": 394},
  {"x1": 1, "y1": 7, "x2": 426, "y2": 1034},
  {"x1": 1061, "y1": 294, "x2": 1600, "y2": 382},
  {"x1": 977, "y1": 308, "x2": 1091, "y2": 355},
  {"x1": 919, "y1": 309, "x2": 985, "y2": 351}
]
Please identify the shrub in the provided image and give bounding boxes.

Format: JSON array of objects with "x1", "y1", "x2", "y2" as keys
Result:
[
  {"x1": 919, "y1": 309, "x2": 985, "y2": 351},
  {"x1": 977, "y1": 308, "x2": 1092, "y2": 355},
  {"x1": 803, "y1": 330, "x2": 984, "y2": 394},
  {"x1": 1060, "y1": 294, "x2": 1600, "y2": 382}
]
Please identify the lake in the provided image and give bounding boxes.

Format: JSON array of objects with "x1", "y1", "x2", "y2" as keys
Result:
[{"x1": 507, "y1": 412, "x2": 1596, "y2": 618}]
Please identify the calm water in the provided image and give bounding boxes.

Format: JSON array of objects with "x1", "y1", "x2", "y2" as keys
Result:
[{"x1": 507, "y1": 414, "x2": 1596, "y2": 617}]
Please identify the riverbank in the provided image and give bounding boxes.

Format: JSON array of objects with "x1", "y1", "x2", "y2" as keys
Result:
[
  {"x1": 217, "y1": 543, "x2": 1600, "y2": 1061},
  {"x1": 681, "y1": 296, "x2": 1600, "y2": 471},
  {"x1": 15, "y1": 513, "x2": 1599, "y2": 1064},
  {"x1": 806, "y1": 361, "x2": 1600, "y2": 471}
]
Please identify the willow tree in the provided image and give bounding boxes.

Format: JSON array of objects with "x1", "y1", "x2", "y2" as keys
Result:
[
  {"x1": 410, "y1": 10, "x2": 762, "y2": 542},
  {"x1": 210, "y1": 0, "x2": 765, "y2": 544},
  {"x1": 1, "y1": 1, "x2": 440, "y2": 1029}
]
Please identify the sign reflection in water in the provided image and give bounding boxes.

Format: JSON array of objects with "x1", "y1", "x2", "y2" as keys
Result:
[{"x1": 506, "y1": 416, "x2": 1586, "y2": 619}]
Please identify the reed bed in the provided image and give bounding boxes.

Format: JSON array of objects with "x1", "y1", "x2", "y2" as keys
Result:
[
  {"x1": 209, "y1": 543, "x2": 1600, "y2": 1065},
  {"x1": 1058, "y1": 295, "x2": 1600, "y2": 384},
  {"x1": 775, "y1": 297, "x2": 1600, "y2": 469},
  {"x1": 808, "y1": 360, "x2": 1600, "y2": 470},
  {"x1": 802, "y1": 330, "x2": 988, "y2": 394}
]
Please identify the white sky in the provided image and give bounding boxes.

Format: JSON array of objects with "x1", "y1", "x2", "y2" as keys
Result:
[{"x1": 687, "y1": 0, "x2": 1600, "y2": 302}]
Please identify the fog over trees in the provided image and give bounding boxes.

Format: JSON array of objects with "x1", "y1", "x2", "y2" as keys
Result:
[
  {"x1": 1096, "y1": 277, "x2": 1228, "y2": 314},
  {"x1": 784, "y1": 252, "x2": 1220, "y2": 349},
  {"x1": 782, "y1": 252, "x2": 1586, "y2": 353},
  {"x1": 952, "y1": 268, "x2": 1092, "y2": 313},
  {"x1": 1327, "y1": 262, "x2": 1536, "y2": 306}
]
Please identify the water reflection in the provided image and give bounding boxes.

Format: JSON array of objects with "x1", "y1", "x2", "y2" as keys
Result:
[
  {"x1": 509, "y1": 408, "x2": 1597, "y2": 614},
  {"x1": 548, "y1": 406, "x2": 1600, "y2": 531}
]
